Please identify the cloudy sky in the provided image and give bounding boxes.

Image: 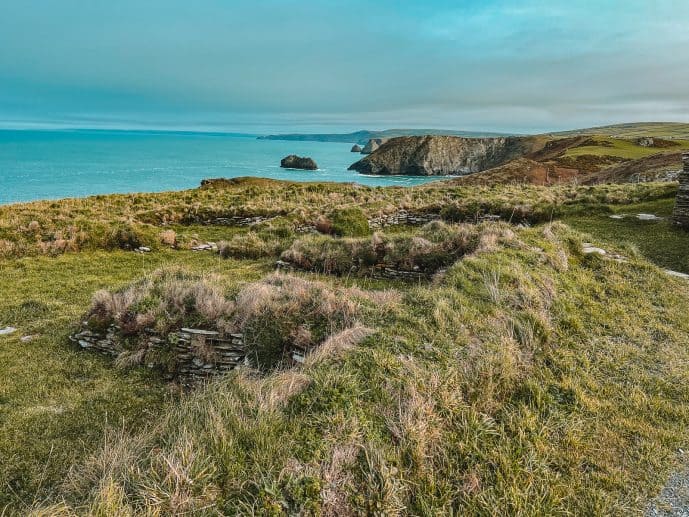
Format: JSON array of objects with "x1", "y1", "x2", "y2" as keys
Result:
[{"x1": 1, "y1": 0, "x2": 689, "y2": 133}]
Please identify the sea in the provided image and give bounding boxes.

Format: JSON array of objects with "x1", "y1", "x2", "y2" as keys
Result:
[{"x1": 0, "y1": 129, "x2": 443, "y2": 205}]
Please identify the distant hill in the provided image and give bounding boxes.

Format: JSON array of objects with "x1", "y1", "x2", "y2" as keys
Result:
[
  {"x1": 550, "y1": 122, "x2": 689, "y2": 140},
  {"x1": 257, "y1": 128, "x2": 512, "y2": 144}
]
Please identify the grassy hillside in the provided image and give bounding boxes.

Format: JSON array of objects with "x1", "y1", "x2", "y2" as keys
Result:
[
  {"x1": 1, "y1": 179, "x2": 688, "y2": 514},
  {"x1": 552, "y1": 122, "x2": 689, "y2": 140}
]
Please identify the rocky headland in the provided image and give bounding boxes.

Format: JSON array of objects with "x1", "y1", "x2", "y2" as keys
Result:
[{"x1": 349, "y1": 135, "x2": 541, "y2": 176}]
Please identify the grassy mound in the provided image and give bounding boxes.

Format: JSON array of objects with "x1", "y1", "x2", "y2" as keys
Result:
[
  {"x1": 33, "y1": 222, "x2": 689, "y2": 515},
  {"x1": 83, "y1": 268, "x2": 365, "y2": 372},
  {"x1": 281, "y1": 221, "x2": 516, "y2": 276}
]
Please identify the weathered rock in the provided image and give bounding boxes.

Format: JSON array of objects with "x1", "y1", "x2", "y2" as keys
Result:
[
  {"x1": 350, "y1": 144, "x2": 362, "y2": 152},
  {"x1": 673, "y1": 153, "x2": 689, "y2": 229},
  {"x1": 361, "y1": 138, "x2": 388, "y2": 154},
  {"x1": 637, "y1": 137, "x2": 655, "y2": 147},
  {"x1": 637, "y1": 213, "x2": 663, "y2": 221},
  {"x1": 349, "y1": 135, "x2": 540, "y2": 176},
  {"x1": 0, "y1": 327, "x2": 17, "y2": 336},
  {"x1": 280, "y1": 155, "x2": 318, "y2": 170},
  {"x1": 582, "y1": 245, "x2": 606, "y2": 256}
]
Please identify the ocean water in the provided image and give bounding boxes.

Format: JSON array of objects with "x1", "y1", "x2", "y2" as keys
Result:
[{"x1": 0, "y1": 129, "x2": 443, "y2": 205}]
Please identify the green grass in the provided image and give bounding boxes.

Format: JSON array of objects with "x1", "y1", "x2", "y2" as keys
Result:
[
  {"x1": 0, "y1": 250, "x2": 270, "y2": 509},
  {"x1": 563, "y1": 197, "x2": 689, "y2": 273},
  {"x1": 563, "y1": 136, "x2": 689, "y2": 160},
  {"x1": 1, "y1": 181, "x2": 689, "y2": 514},
  {"x1": 554, "y1": 122, "x2": 689, "y2": 139},
  {"x1": 25, "y1": 222, "x2": 689, "y2": 515}
]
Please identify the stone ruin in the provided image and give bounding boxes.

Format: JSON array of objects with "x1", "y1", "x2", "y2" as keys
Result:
[
  {"x1": 71, "y1": 325, "x2": 247, "y2": 387},
  {"x1": 673, "y1": 153, "x2": 689, "y2": 229},
  {"x1": 367, "y1": 210, "x2": 442, "y2": 229},
  {"x1": 276, "y1": 259, "x2": 433, "y2": 281}
]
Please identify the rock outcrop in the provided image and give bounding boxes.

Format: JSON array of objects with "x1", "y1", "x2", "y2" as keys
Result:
[
  {"x1": 350, "y1": 144, "x2": 362, "y2": 152},
  {"x1": 673, "y1": 153, "x2": 689, "y2": 228},
  {"x1": 280, "y1": 155, "x2": 318, "y2": 170},
  {"x1": 361, "y1": 138, "x2": 388, "y2": 154},
  {"x1": 349, "y1": 135, "x2": 539, "y2": 176}
]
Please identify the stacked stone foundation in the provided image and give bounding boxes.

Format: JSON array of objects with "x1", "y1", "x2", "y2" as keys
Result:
[
  {"x1": 71, "y1": 325, "x2": 247, "y2": 386},
  {"x1": 674, "y1": 153, "x2": 689, "y2": 229}
]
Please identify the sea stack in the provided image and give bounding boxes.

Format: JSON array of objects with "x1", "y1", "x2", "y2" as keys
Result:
[
  {"x1": 280, "y1": 155, "x2": 318, "y2": 170},
  {"x1": 361, "y1": 138, "x2": 387, "y2": 154},
  {"x1": 672, "y1": 152, "x2": 689, "y2": 228},
  {"x1": 350, "y1": 144, "x2": 362, "y2": 152}
]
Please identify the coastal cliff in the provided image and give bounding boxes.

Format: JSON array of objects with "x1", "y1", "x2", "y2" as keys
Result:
[{"x1": 348, "y1": 135, "x2": 541, "y2": 176}]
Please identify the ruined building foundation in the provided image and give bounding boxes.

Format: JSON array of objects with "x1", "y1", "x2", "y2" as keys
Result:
[{"x1": 673, "y1": 153, "x2": 689, "y2": 228}]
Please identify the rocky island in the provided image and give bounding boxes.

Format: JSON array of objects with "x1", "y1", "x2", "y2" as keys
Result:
[{"x1": 280, "y1": 155, "x2": 318, "y2": 170}]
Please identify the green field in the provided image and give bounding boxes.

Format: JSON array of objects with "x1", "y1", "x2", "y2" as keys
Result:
[
  {"x1": 1, "y1": 180, "x2": 689, "y2": 514},
  {"x1": 554, "y1": 122, "x2": 689, "y2": 140},
  {"x1": 560, "y1": 135, "x2": 689, "y2": 160}
]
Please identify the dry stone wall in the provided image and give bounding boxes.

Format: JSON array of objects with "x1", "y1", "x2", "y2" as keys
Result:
[
  {"x1": 201, "y1": 215, "x2": 274, "y2": 226},
  {"x1": 368, "y1": 210, "x2": 441, "y2": 229},
  {"x1": 276, "y1": 259, "x2": 435, "y2": 281},
  {"x1": 674, "y1": 153, "x2": 689, "y2": 228},
  {"x1": 71, "y1": 325, "x2": 247, "y2": 386}
]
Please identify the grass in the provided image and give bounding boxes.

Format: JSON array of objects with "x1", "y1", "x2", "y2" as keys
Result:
[
  {"x1": 554, "y1": 122, "x2": 689, "y2": 139},
  {"x1": 24, "y1": 222, "x2": 689, "y2": 515},
  {"x1": 563, "y1": 197, "x2": 689, "y2": 273},
  {"x1": 562, "y1": 136, "x2": 689, "y2": 160},
  {"x1": 0, "y1": 178, "x2": 677, "y2": 258},
  {"x1": 0, "y1": 250, "x2": 270, "y2": 510},
  {"x1": 1, "y1": 180, "x2": 689, "y2": 514}
]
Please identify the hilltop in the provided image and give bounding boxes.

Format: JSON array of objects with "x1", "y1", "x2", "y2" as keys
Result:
[
  {"x1": 257, "y1": 128, "x2": 512, "y2": 144},
  {"x1": 551, "y1": 122, "x2": 689, "y2": 140}
]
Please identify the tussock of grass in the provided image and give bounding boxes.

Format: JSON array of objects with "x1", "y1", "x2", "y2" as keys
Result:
[{"x1": 31, "y1": 221, "x2": 689, "y2": 515}]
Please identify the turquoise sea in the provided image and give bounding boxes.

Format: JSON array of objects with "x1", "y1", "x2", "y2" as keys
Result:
[{"x1": 0, "y1": 129, "x2": 443, "y2": 205}]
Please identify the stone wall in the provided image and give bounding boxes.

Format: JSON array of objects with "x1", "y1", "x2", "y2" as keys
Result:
[
  {"x1": 71, "y1": 325, "x2": 246, "y2": 386},
  {"x1": 368, "y1": 210, "x2": 441, "y2": 229},
  {"x1": 277, "y1": 259, "x2": 434, "y2": 281},
  {"x1": 673, "y1": 153, "x2": 689, "y2": 229},
  {"x1": 202, "y1": 215, "x2": 274, "y2": 226}
]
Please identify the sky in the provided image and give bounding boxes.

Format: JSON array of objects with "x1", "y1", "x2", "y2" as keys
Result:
[{"x1": 1, "y1": 0, "x2": 689, "y2": 133}]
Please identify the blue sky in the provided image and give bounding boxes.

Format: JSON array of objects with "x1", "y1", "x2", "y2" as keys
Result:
[{"x1": 1, "y1": 0, "x2": 689, "y2": 133}]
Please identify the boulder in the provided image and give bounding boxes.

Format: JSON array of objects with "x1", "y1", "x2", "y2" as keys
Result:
[
  {"x1": 280, "y1": 155, "x2": 319, "y2": 170},
  {"x1": 350, "y1": 144, "x2": 362, "y2": 152}
]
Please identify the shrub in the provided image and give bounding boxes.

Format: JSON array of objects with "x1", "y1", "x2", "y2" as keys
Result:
[
  {"x1": 105, "y1": 224, "x2": 146, "y2": 250},
  {"x1": 159, "y1": 229, "x2": 177, "y2": 247},
  {"x1": 328, "y1": 207, "x2": 370, "y2": 237},
  {"x1": 218, "y1": 232, "x2": 281, "y2": 259}
]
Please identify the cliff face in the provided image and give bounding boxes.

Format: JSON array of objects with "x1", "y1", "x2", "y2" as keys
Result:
[{"x1": 348, "y1": 135, "x2": 541, "y2": 176}]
